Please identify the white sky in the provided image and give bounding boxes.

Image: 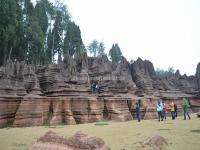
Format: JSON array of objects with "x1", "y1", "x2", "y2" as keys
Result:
[{"x1": 64, "y1": 0, "x2": 200, "y2": 75}]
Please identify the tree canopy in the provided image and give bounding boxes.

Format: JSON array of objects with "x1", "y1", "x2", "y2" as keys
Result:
[
  {"x1": 88, "y1": 40, "x2": 105, "y2": 57},
  {"x1": 109, "y1": 43, "x2": 122, "y2": 64},
  {"x1": 0, "y1": 0, "x2": 85, "y2": 65},
  {"x1": 196, "y1": 62, "x2": 200, "y2": 78}
]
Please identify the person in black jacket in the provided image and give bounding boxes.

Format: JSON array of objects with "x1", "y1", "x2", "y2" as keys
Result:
[
  {"x1": 174, "y1": 103, "x2": 178, "y2": 118},
  {"x1": 135, "y1": 102, "x2": 141, "y2": 122}
]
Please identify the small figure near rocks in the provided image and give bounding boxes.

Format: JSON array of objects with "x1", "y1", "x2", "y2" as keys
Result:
[
  {"x1": 135, "y1": 101, "x2": 141, "y2": 122},
  {"x1": 174, "y1": 103, "x2": 178, "y2": 118},
  {"x1": 182, "y1": 98, "x2": 191, "y2": 120},
  {"x1": 162, "y1": 100, "x2": 167, "y2": 120},
  {"x1": 197, "y1": 112, "x2": 200, "y2": 118},
  {"x1": 169, "y1": 100, "x2": 175, "y2": 120},
  {"x1": 156, "y1": 101, "x2": 163, "y2": 122},
  {"x1": 91, "y1": 82, "x2": 96, "y2": 93},
  {"x1": 96, "y1": 83, "x2": 100, "y2": 94},
  {"x1": 91, "y1": 81, "x2": 100, "y2": 94}
]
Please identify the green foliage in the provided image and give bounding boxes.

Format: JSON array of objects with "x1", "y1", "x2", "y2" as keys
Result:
[
  {"x1": 109, "y1": 43, "x2": 122, "y2": 64},
  {"x1": 88, "y1": 40, "x2": 99, "y2": 57},
  {"x1": 156, "y1": 67, "x2": 175, "y2": 77},
  {"x1": 98, "y1": 42, "x2": 105, "y2": 57},
  {"x1": 25, "y1": 16, "x2": 44, "y2": 64},
  {"x1": 52, "y1": 10, "x2": 63, "y2": 63},
  {"x1": 94, "y1": 121, "x2": 109, "y2": 126},
  {"x1": 88, "y1": 40, "x2": 105, "y2": 57},
  {"x1": 191, "y1": 129, "x2": 200, "y2": 133},
  {"x1": 63, "y1": 21, "x2": 84, "y2": 56},
  {"x1": 0, "y1": 0, "x2": 78, "y2": 65},
  {"x1": 46, "y1": 29, "x2": 53, "y2": 63},
  {"x1": 195, "y1": 62, "x2": 200, "y2": 78},
  {"x1": 0, "y1": 0, "x2": 17, "y2": 65},
  {"x1": 34, "y1": 1, "x2": 48, "y2": 34}
]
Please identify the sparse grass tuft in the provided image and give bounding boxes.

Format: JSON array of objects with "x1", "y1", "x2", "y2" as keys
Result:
[
  {"x1": 191, "y1": 129, "x2": 200, "y2": 133},
  {"x1": 94, "y1": 121, "x2": 109, "y2": 126},
  {"x1": 158, "y1": 128, "x2": 171, "y2": 131}
]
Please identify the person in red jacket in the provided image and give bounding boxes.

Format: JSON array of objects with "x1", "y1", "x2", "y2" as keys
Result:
[{"x1": 162, "y1": 101, "x2": 167, "y2": 120}]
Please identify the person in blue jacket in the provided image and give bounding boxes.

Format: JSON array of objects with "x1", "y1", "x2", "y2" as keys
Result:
[{"x1": 157, "y1": 100, "x2": 163, "y2": 122}]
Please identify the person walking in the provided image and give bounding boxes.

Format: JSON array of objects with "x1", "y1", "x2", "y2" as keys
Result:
[
  {"x1": 91, "y1": 82, "x2": 96, "y2": 93},
  {"x1": 156, "y1": 101, "x2": 163, "y2": 122},
  {"x1": 169, "y1": 100, "x2": 175, "y2": 120},
  {"x1": 162, "y1": 101, "x2": 167, "y2": 120},
  {"x1": 181, "y1": 98, "x2": 191, "y2": 120},
  {"x1": 135, "y1": 102, "x2": 141, "y2": 122},
  {"x1": 174, "y1": 103, "x2": 178, "y2": 118}
]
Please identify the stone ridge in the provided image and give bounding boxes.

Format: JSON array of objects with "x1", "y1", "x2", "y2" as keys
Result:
[{"x1": 0, "y1": 54, "x2": 199, "y2": 127}]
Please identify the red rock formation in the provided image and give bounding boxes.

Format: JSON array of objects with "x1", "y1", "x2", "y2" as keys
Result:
[
  {"x1": 0, "y1": 56, "x2": 200, "y2": 127},
  {"x1": 13, "y1": 95, "x2": 50, "y2": 127},
  {"x1": 28, "y1": 131, "x2": 110, "y2": 150}
]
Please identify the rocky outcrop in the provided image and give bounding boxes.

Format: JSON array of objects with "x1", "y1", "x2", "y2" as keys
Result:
[
  {"x1": 0, "y1": 55, "x2": 200, "y2": 127},
  {"x1": 29, "y1": 131, "x2": 110, "y2": 150},
  {"x1": 144, "y1": 135, "x2": 168, "y2": 148}
]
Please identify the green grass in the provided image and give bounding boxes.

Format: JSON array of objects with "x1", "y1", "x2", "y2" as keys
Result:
[
  {"x1": 0, "y1": 114, "x2": 199, "y2": 150},
  {"x1": 94, "y1": 121, "x2": 109, "y2": 126},
  {"x1": 191, "y1": 129, "x2": 200, "y2": 133},
  {"x1": 158, "y1": 128, "x2": 171, "y2": 131}
]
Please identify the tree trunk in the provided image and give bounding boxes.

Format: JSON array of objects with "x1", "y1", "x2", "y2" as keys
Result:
[{"x1": 8, "y1": 47, "x2": 13, "y2": 61}]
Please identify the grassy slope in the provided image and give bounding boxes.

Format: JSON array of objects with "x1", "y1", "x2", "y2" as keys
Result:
[{"x1": 0, "y1": 114, "x2": 199, "y2": 150}]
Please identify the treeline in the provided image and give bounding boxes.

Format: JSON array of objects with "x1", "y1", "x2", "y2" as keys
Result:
[
  {"x1": 0, "y1": 0, "x2": 123, "y2": 66},
  {"x1": 0, "y1": 0, "x2": 84, "y2": 65}
]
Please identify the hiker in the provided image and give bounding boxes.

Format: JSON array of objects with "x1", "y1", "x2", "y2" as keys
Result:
[
  {"x1": 91, "y1": 82, "x2": 96, "y2": 93},
  {"x1": 169, "y1": 100, "x2": 175, "y2": 120},
  {"x1": 135, "y1": 102, "x2": 141, "y2": 122},
  {"x1": 181, "y1": 98, "x2": 191, "y2": 120},
  {"x1": 96, "y1": 83, "x2": 100, "y2": 94},
  {"x1": 156, "y1": 101, "x2": 163, "y2": 122},
  {"x1": 174, "y1": 103, "x2": 178, "y2": 118},
  {"x1": 162, "y1": 101, "x2": 167, "y2": 120}
]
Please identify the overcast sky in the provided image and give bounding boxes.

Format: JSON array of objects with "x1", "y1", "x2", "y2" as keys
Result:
[{"x1": 65, "y1": 0, "x2": 200, "y2": 75}]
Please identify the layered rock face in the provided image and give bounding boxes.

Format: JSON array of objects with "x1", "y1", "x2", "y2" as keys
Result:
[{"x1": 0, "y1": 54, "x2": 200, "y2": 127}]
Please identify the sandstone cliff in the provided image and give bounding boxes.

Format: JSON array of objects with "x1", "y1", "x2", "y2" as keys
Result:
[{"x1": 0, "y1": 54, "x2": 199, "y2": 127}]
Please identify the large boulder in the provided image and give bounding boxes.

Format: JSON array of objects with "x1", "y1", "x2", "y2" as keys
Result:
[
  {"x1": 28, "y1": 131, "x2": 110, "y2": 150},
  {"x1": 144, "y1": 135, "x2": 168, "y2": 149}
]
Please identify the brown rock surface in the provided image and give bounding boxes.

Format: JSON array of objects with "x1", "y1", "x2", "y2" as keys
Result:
[
  {"x1": 0, "y1": 55, "x2": 200, "y2": 127},
  {"x1": 144, "y1": 135, "x2": 168, "y2": 148},
  {"x1": 13, "y1": 94, "x2": 50, "y2": 127},
  {"x1": 28, "y1": 131, "x2": 110, "y2": 150}
]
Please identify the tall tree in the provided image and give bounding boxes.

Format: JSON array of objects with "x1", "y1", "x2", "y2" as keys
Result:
[
  {"x1": 46, "y1": 28, "x2": 53, "y2": 63},
  {"x1": 196, "y1": 62, "x2": 200, "y2": 78},
  {"x1": 109, "y1": 43, "x2": 122, "y2": 64},
  {"x1": 196, "y1": 62, "x2": 200, "y2": 93},
  {"x1": 52, "y1": 10, "x2": 63, "y2": 62},
  {"x1": 12, "y1": 0, "x2": 26, "y2": 62},
  {"x1": 26, "y1": 16, "x2": 44, "y2": 64},
  {"x1": 0, "y1": 0, "x2": 17, "y2": 65},
  {"x1": 34, "y1": 0, "x2": 48, "y2": 34},
  {"x1": 97, "y1": 42, "x2": 105, "y2": 57},
  {"x1": 63, "y1": 21, "x2": 84, "y2": 56},
  {"x1": 88, "y1": 40, "x2": 99, "y2": 57},
  {"x1": 51, "y1": 1, "x2": 70, "y2": 62}
]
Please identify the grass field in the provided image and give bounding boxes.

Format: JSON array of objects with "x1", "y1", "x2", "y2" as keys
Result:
[{"x1": 0, "y1": 114, "x2": 199, "y2": 150}]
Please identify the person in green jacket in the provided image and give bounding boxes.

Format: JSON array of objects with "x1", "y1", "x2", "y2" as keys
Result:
[{"x1": 181, "y1": 98, "x2": 191, "y2": 120}]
